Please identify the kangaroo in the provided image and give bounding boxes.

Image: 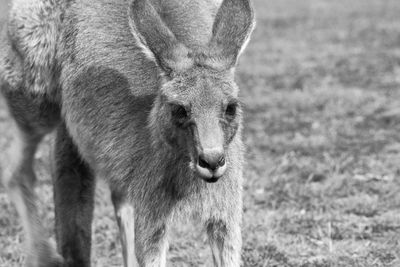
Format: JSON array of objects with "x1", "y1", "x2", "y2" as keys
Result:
[{"x1": 0, "y1": 0, "x2": 255, "y2": 266}]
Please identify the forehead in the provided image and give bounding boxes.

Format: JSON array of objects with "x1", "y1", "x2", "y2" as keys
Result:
[{"x1": 162, "y1": 69, "x2": 238, "y2": 104}]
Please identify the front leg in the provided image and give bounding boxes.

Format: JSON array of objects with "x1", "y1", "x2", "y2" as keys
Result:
[
  {"x1": 111, "y1": 191, "x2": 138, "y2": 267},
  {"x1": 53, "y1": 123, "x2": 95, "y2": 267},
  {"x1": 135, "y1": 215, "x2": 169, "y2": 267},
  {"x1": 206, "y1": 218, "x2": 242, "y2": 267}
]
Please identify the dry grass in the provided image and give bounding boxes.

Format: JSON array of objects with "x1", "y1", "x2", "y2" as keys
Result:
[{"x1": 2, "y1": 0, "x2": 400, "y2": 266}]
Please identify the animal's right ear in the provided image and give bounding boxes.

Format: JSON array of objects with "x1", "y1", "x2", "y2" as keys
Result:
[{"x1": 128, "y1": 0, "x2": 192, "y2": 75}]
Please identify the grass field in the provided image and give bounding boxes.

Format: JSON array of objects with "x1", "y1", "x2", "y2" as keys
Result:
[{"x1": 2, "y1": 0, "x2": 400, "y2": 266}]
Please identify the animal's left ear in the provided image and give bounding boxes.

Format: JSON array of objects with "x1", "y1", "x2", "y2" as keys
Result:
[{"x1": 208, "y1": 0, "x2": 255, "y2": 69}]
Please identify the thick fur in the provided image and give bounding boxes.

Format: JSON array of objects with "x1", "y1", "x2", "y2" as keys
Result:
[
  {"x1": 0, "y1": 0, "x2": 255, "y2": 266},
  {"x1": 4, "y1": 0, "x2": 68, "y2": 99}
]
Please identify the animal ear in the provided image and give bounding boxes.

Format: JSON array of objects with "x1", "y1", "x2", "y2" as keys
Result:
[
  {"x1": 209, "y1": 0, "x2": 255, "y2": 69},
  {"x1": 128, "y1": 0, "x2": 193, "y2": 75}
]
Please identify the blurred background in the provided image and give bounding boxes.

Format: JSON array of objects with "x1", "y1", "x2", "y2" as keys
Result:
[
  {"x1": 2, "y1": 0, "x2": 400, "y2": 266},
  {"x1": 0, "y1": 0, "x2": 8, "y2": 27}
]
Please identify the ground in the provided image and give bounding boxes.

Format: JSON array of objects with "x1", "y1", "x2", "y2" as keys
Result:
[{"x1": 1, "y1": 0, "x2": 400, "y2": 266}]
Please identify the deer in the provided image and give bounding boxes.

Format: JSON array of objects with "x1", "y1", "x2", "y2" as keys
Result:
[{"x1": 0, "y1": 0, "x2": 255, "y2": 266}]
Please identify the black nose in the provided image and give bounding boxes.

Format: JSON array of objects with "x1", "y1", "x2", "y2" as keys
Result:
[{"x1": 198, "y1": 152, "x2": 226, "y2": 171}]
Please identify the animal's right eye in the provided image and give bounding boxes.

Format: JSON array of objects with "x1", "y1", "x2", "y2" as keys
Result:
[{"x1": 170, "y1": 104, "x2": 189, "y2": 124}]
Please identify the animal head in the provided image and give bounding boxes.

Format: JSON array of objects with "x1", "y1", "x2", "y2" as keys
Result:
[{"x1": 129, "y1": 0, "x2": 255, "y2": 182}]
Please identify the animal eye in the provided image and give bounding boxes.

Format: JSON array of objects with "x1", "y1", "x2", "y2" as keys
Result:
[
  {"x1": 225, "y1": 102, "x2": 237, "y2": 118},
  {"x1": 171, "y1": 104, "x2": 189, "y2": 121}
]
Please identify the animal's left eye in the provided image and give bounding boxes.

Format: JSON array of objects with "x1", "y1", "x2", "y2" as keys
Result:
[{"x1": 225, "y1": 102, "x2": 237, "y2": 119}]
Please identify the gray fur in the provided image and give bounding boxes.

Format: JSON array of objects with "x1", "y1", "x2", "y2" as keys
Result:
[{"x1": 0, "y1": 0, "x2": 255, "y2": 266}]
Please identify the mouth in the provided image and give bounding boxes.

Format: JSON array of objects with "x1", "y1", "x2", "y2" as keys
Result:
[
  {"x1": 189, "y1": 158, "x2": 226, "y2": 183},
  {"x1": 193, "y1": 162, "x2": 226, "y2": 183},
  {"x1": 202, "y1": 176, "x2": 220, "y2": 183}
]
